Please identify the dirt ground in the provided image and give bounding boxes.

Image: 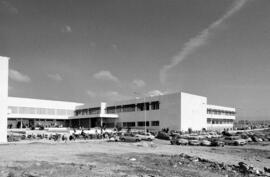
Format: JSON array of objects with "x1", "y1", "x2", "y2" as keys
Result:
[{"x1": 0, "y1": 139, "x2": 269, "y2": 177}]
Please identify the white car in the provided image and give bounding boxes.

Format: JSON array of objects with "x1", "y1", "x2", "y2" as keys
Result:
[{"x1": 135, "y1": 132, "x2": 155, "y2": 141}]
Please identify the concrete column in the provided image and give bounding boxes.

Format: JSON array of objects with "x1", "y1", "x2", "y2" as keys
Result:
[
  {"x1": 100, "y1": 102, "x2": 106, "y2": 115},
  {"x1": 0, "y1": 56, "x2": 9, "y2": 143},
  {"x1": 100, "y1": 118, "x2": 103, "y2": 127}
]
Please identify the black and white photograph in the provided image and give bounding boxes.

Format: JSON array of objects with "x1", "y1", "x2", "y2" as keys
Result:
[{"x1": 0, "y1": 0, "x2": 270, "y2": 176}]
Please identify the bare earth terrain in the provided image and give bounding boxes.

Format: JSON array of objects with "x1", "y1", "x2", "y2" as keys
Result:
[{"x1": 0, "y1": 140, "x2": 269, "y2": 177}]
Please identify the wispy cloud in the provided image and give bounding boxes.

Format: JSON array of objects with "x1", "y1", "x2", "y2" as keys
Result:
[
  {"x1": 147, "y1": 90, "x2": 164, "y2": 97},
  {"x1": 131, "y1": 79, "x2": 146, "y2": 88},
  {"x1": 9, "y1": 69, "x2": 31, "y2": 83},
  {"x1": 1, "y1": 1, "x2": 18, "y2": 15},
  {"x1": 93, "y1": 70, "x2": 119, "y2": 83},
  {"x1": 160, "y1": 0, "x2": 249, "y2": 83},
  {"x1": 61, "y1": 25, "x2": 72, "y2": 33},
  {"x1": 47, "y1": 73, "x2": 63, "y2": 81}
]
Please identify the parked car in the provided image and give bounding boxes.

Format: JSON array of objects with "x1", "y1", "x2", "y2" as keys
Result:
[
  {"x1": 120, "y1": 133, "x2": 141, "y2": 142},
  {"x1": 7, "y1": 135, "x2": 21, "y2": 142},
  {"x1": 210, "y1": 139, "x2": 225, "y2": 147},
  {"x1": 200, "y1": 140, "x2": 211, "y2": 146},
  {"x1": 170, "y1": 137, "x2": 188, "y2": 145},
  {"x1": 135, "y1": 132, "x2": 155, "y2": 141},
  {"x1": 156, "y1": 131, "x2": 171, "y2": 140},
  {"x1": 250, "y1": 135, "x2": 261, "y2": 142},
  {"x1": 108, "y1": 135, "x2": 120, "y2": 142},
  {"x1": 189, "y1": 139, "x2": 201, "y2": 146},
  {"x1": 223, "y1": 136, "x2": 247, "y2": 146}
]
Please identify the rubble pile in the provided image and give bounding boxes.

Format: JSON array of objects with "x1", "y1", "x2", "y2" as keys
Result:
[{"x1": 177, "y1": 153, "x2": 270, "y2": 176}]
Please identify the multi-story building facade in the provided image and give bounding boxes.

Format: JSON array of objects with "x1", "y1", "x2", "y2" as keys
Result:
[
  {"x1": 73, "y1": 92, "x2": 236, "y2": 131},
  {"x1": 0, "y1": 56, "x2": 236, "y2": 143}
]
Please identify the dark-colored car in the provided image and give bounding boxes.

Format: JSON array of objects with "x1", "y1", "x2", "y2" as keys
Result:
[
  {"x1": 156, "y1": 131, "x2": 171, "y2": 140},
  {"x1": 170, "y1": 137, "x2": 189, "y2": 145},
  {"x1": 210, "y1": 139, "x2": 225, "y2": 147},
  {"x1": 120, "y1": 133, "x2": 141, "y2": 142}
]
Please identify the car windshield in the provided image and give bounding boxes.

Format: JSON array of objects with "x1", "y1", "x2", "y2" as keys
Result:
[{"x1": 224, "y1": 137, "x2": 233, "y2": 140}]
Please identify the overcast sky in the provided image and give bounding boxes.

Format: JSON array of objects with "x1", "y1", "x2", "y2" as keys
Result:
[{"x1": 1, "y1": 0, "x2": 270, "y2": 120}]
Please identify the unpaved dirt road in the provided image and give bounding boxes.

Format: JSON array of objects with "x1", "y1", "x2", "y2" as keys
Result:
[{"x1": 0, "y1": 140, "x2": 269, "y2": 176}]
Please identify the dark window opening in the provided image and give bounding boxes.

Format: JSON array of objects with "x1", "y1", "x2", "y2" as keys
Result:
[
  {"x1": 122, "y1": 104, "x2": 136, "y2": 112},
  {"x1": 106, "y1": 106, "x2": 116, "y2": 113},
  {"x1": 137, "y1": 103, "x2": 144, "y2": 111},
  {"x1": 116, "y1": 106, "x2": 122, "y2": 113},
  {"x1": 151, "y1": 121, "x2": 159, "y2": 126},
  {"x1": 123, "y1": 122, "x2": 135, "y2": 127},
  {"x1": 88, "y1": 107, "x2": 100, "y2": 115},
  {"x1": 137, "y1": 121, "x2": 149, "y2": 127},
  {"x1": 151, "y1": 101, "x2": 160, "y2": 110}
]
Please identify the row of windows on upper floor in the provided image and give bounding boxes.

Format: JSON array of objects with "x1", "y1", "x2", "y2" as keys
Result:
[
  {"x1": 207, "y1": 109, "x2": 236, "y2": 116},
  {"x1": 75, "y1": 107, "x2": 101, "y2": 116},
  {"x1": 122, "y1": 121, "x2": 160, "y2": 127},
  {"x1": 8, "y1": 106, "x2": 74, "y2": 116},
  {"x1": 75, "y1": 101, "x2": 160, "y2": 116},
  {"x1": 207, "y1": 118, "x2": 234, "y2": 124},
  {"x1": 107, "y1": 101, "x2": 160, "y2": 113}
]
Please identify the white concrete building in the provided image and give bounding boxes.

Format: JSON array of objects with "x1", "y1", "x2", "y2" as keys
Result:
[
  {"x1": 73, "y1": 92, "x2": 236, "y2": 131},
  {"x1": 0, "y1": 56, "x2": 236, "y2": 142},
  {"x1": 206, "y1": 104, "x2": 236, "y2": 130},
  {"x1": 7, "y1": 97, "x2": 83, "y2": 129},
  {"x1": 0, "y1": 57, "x2": 9, "y2": 143}
]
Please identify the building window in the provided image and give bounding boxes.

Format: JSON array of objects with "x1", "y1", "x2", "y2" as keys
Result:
[
  {"x1": 127, "y1": 122, "x2": 135, "y2": 127},
  {"x1": 151, "y1": 101, "x2": 160, "y2": 110},
  {"x1": 122, "y1": 104, "x2": 136, "y2": 112},
  {"x1": 106, "y1": 106, "x2": 116, "y2": 113},
  {"x1": 137, "y1": 103, "x2": 144, "y2": 111},
  {"x1": 89, "y1": 107, "x2": 100, "y2": 115},
  {"x1": 145, "y1": 103, "x2": 150, "y2": 110},
  {"x1": 207, "y1": 109, "x2": 236, "y2": 116},
  {"x1": 207, "y1": 118, "x2": 211, "y2": 124},
  {"x1": 137, "y1": 121, "x2": 149, "y2": 127},
  {"x1": 75, "y1": 110, "x2": 80, "y2": 116},
  {"x1": 47, "y1": 109, "x2": 55, "y2": 115},
  {"x1": 151, "y1": 121, "x2": 159, "y2": 126},
  {"x1": 9, "y1": 106, "x2": 18, "y2": 114},
  {"x1": 136, "y1": 102, "x2": 150, "y2": 111},
  {"x1": 207, "y1": 118, "x2": 234, "y2": 124},
  {"x1": 81, "y1": 109, "x2": 88, "y2": 115},
  {"x1": 57, "y1": 109, "x2": 66, "y2": 115},
  {"x1": 116, "y1": 106, "x2": 122, "y2": 113},
  {"x1": 123, "y1": 122, "x2": 135, "y2": 127}
]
